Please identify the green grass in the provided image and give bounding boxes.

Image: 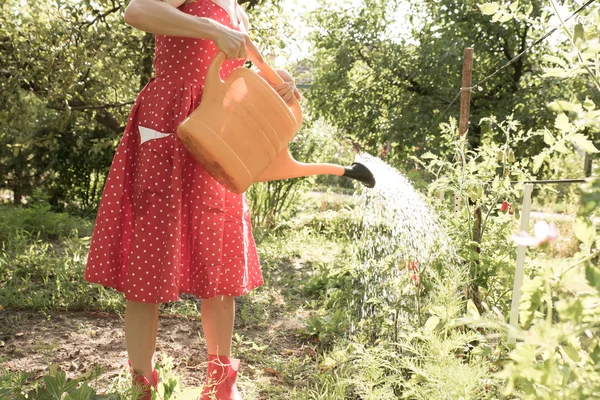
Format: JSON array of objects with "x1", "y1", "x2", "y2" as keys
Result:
[
  {"x1": 3, "y1": 196, "x2": 589, "y2": 399},
  {"x1": 0, "y1": 231, "x2": 123, "y2": 313},
  {"x1": 0, "y1": 203, "x2": 358, "y2": 399}
]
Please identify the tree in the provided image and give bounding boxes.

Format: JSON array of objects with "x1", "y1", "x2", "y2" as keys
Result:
[
  {"x1": 0, "y1": 0, "x2": 283, "y2": 207},
  {"x1": 305, "y1": 0, "x2": 598, "y2": 168}
]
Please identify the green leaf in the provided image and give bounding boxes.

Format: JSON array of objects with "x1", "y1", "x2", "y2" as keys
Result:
[
  {"x1": 519, "y1": 276, "x2": 545, "y2": 328},
  {"x1": 479, "y1": 3, "x2": 500, "y2": 15},
  {"x1": 561, "y1": 343, "x2": 581, "y2": 362},
  {"x1": 554, "y1": 141, "x2": 571, "y2": 154},
  {"x1": 549, "y1": 100, "x2": 579, "y2": 112},
  {"x1": 542, "y1": 55, "x2": 567, "y2": 68},
  {"x1": 554, "y1": 113, "x2": 572, "y2": 133},
  {"x1": 467, "y1": 299, "x2": 480, "y2": 318},
  {"x1": 499, "y1": 13, "x2": 513, "y2": 23},
  {"x1": 425, "y1": 315, "x2": 441, "y2": 332},
  {"x1": 570, "y1": 133, "x2": 599, "y2": 154},
  {"x1": 421, "y1": 152, "x2": 437, "y2": 159},
  {"x1": 320, "y1": 356, "x2": 336, "y2": 371},
  {"x1": 573, "y1": 23, "x2": 585, "y2": 43},
  {"x1": 532, "y1": 153, "x2": 546, "y2": 173},
  {"x1": 591, "y1": 341, "x2": 600, "y2": 364},
  {"x1": 543, "y1": 130, "x2": 555, "y2": 145},
  {"x1": 68, "y1": 383, "x2": 95, "y2": 400},
  {"x1": 543, "y1": 68, "x2": 568, "y2": 78},
  {"x1": 468, "y1": 184, "x2": 482, "y2": 202},
  {"x1": 63, "y1": 379, "x2": 80, "y2": 394},
  {"x1": 581, "y1": 178, "x2": 600, "y2": 216},
  {"x1": 43, "y1": 376, "x2": 62, "y2": 400},
  {"x1": 583, "y1": 98, "x2": 596, "y2": 111},
  {"x1": 509, "y1": 2, "x2": 519, "y2": 13},
  {"x1": 585, "y1": 263, "x2": 600, "y2": 293},
  {"x1": 556, "y1": 298, "x2": 583, "y2": 324},
  {"x1": 574, "y1": 217, "x2": 596, "y2": 248},
  {"x1": 492, "y1": 175, "x2": 500, "y2": 190}
]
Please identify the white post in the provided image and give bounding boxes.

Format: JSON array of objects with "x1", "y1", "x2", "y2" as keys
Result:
[
  {"x1": 454, "y1": 194, "x2": 461, "y2": 217},
  {"x1": 508, "y1": 183, "x2": 534, "y2": 343}
]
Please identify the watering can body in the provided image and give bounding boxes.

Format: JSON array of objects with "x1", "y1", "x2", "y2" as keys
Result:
[{"x1": 177, "y1": 52, "x2": 374, "y2": 194}]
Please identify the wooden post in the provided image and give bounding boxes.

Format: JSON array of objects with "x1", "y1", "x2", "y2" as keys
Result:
[
  {"x1": 455, "y1": 48, "x2": 474, "y2": 215},
  {"x1": 459, "y1": 48, "x2": 474, "y2": 138},
  {"x1": 458, "y1": 47, "x2": 484, "y2": 313}
]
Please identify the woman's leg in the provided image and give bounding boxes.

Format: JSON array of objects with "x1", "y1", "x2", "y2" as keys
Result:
[
  {"x1": 201, "y1": 295, "x2": 235, "y2": 356},
  {"x1": 125, "y1": 300, "x2": 160, "y2": 383},
  {"x1": 200, "y1": 296, "x2": 242, "y2": 399}
]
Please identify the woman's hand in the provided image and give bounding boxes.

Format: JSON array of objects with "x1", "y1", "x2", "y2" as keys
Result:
[
  {"x1": 212, "y1": 23, "x2": 262, "y2": 62},
  {"x1": 271, "y1": 69, "x2": 301, "y2": 105}
]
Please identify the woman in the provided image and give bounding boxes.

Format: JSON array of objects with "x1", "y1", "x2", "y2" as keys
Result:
[{"x1": 84, "y1": 0, "x2": 299, "y2": 398}]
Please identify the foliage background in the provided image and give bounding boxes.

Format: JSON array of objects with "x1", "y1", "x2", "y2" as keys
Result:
[{"x1": 1, "y1": 0, "x2": 600, "y2": 399}]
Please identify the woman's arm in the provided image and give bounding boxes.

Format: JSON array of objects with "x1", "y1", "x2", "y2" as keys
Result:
[
  {"x1": 124, "y1": 0, "x2": 219, "y2": 40},
  {"x1": 123, "y1": 0, "x2": 263, "y2": 61}
]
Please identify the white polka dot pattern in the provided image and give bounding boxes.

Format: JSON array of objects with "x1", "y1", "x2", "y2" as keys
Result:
[{"x1": 84, "y1": 0, "x2": 263, "y2": 303}]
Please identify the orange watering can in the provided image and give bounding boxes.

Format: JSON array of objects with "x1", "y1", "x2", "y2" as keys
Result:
[{"x1": 177, "y1": 51, "x2": 375, "y2": 194}]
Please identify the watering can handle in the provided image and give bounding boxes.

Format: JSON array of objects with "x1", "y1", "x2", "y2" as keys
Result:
[
  {"x1": 208, "y1": 51, "x2": 285, "y2": 88},
  {"x1": 247, "y1": 52, "x2": 286, "y2": 86},
  {"x1": 205, "y1": 51, "x2": 302, "y2": 129}
]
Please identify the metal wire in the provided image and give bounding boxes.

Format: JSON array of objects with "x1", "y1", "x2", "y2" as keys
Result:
[{"x1": 426, "y1": 0, "x2": 597, "y2": 133}]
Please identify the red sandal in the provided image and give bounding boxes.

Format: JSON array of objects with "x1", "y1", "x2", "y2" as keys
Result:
[
  {"x1": 200, "y1": 355, "x2": 242, "y2": 400},
  {"x1": 129, "y1": 360, "x2": 159, "y2": 400}
]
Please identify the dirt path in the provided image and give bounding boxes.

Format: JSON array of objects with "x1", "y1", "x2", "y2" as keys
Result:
[
  {"x1": 0, "y1": 253, "x2": 321, "y2": 398},
  {"x1": 0, "y1": 311, "x2": 206, "y2": 388},
  {"x1": 0, "y1": 306, "x2": 313, "y2": 398}
]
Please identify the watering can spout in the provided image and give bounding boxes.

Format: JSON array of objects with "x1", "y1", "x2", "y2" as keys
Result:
[
  {"x1": 256, "y1": 148, "x2": 376, "y2": 189},
  {"x1": 342, "y1": 162, "x2": 376, "y2": 188}
]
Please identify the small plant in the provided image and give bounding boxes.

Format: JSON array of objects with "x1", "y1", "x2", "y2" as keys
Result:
[{"x1": 0, "y1": 367, "x2": 102, "y2": 400}]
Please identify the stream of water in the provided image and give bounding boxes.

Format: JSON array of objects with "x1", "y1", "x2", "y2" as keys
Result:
[{"x1": 349, "y1": 153, "x2": 456, "y2": 329}]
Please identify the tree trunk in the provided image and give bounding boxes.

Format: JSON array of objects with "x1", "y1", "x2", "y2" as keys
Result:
[{"x1": 12, "y1": 154, "x2": 24, "y2": 206}]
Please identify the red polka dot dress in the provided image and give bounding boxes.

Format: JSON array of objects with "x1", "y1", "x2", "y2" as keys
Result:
[{"x1": 84, "y1": 0, "x2": 264, "y2": 303}]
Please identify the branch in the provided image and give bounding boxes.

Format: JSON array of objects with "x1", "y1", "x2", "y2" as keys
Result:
[
  {"x1": 82, "y1": 5, "x2": 122, "y2": 28},
  {"x1": 356, "y1": 46, "x2": 432, "y2": 97},
  {"x1": 47, "y1": 98, "x2": 128, "y2": 132},
  {"x1": 502, "y1": 34, "x2": 513, "y2": 61},
  {"x1": 519, "y1": 23, "x2": 530, "y2": 55},
  {"x1": 47, "y1": 100, "x2": 134, "y2": 111},
  {"x1": 94, "y1": 110, "x2": 124, "y2": 132}
]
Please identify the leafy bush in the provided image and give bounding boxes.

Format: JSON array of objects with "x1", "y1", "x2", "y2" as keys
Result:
[
  {"x1": 0, "y1": 205, "x2": 93, "y2": 244},
  {"x1": 532, "y1": 152, "x2": 585, "y2": 214},
  {"x1": 489, "y1": 174, "x2": 600, "y2": 400},
  {"x1": 308, "y1": 266, "x2": 496, "y2": 400}
]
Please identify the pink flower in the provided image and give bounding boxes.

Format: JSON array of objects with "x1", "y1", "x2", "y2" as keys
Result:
[{"x1": 511, "y1": 221, "x2": 559, "y2": 247}]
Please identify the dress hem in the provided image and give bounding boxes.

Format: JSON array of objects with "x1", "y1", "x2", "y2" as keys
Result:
[{"x1": 85, "y1": 277, "x2": 264, "y2": 304}]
